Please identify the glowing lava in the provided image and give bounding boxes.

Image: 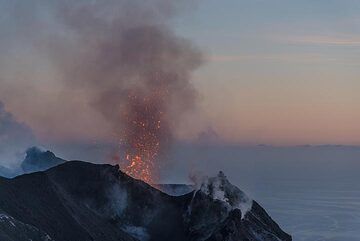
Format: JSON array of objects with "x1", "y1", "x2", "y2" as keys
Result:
[{"x1": 120, "y1": 87, "x2": 170, "y2": 183}]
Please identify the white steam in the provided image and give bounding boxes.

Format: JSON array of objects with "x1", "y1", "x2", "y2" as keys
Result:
[
  {"x1": 122, "y1": 226, "x2": 150, "y2": 241},
  {"x1": 106, "y1": 184, "x2": 128, "y2": 217},
  {"x1": 0, "y1": 102, "x2": 36, "y2": 169},
  {"x1": 192, "y1": 171, "x2": 253, "y2": 219}
]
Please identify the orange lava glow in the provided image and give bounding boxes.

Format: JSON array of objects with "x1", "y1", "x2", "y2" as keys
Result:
[
  {"x1": 124, "y1": 154, "x2": 153, "y2": 183},
  {"x1": 120, "y1": 87, "x2": 169, "y2": 184}
]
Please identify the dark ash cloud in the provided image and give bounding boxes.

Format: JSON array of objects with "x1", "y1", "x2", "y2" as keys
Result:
[{"x1": 0, "y1": 0, "x2": 204, "y2": 179}]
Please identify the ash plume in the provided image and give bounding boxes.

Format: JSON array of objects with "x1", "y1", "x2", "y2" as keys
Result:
[
  {"x1": 0, "y1": 0, "x2": 203, "y2": 181},
  {"x1": 0, "y1": 101, "x2": 36, "y2": 169}
]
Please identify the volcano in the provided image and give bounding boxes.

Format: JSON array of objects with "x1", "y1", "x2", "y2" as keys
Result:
[{"x1": 0, "y1": 156, "x2": 291, "y2": 241}]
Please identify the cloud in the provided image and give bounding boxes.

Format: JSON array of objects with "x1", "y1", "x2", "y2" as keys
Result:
[
  {"x1": 209, "y1": 53, "x2": 338, "y2": 63},
  {"x1": 279, "y1": 34, "x2": 360, "y2": 46},
  {"x1": 0, "y1": 101, "x2": 36, "y2": 167},
  {"x1": 197, "y1": 127, "x2": 220, "y2": 144}
]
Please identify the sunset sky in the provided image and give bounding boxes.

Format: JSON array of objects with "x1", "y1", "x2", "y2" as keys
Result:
[
  {"x1": 0, "y1": 0, "x2": 359, "y2": 146},
  {"x1": 176, "y1": 0, "x2": 360, "y2": 145}
]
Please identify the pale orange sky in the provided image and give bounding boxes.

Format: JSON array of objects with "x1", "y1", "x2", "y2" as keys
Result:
[{"x1": 188, "y1": 59, "x2": 360, "y2": 145}]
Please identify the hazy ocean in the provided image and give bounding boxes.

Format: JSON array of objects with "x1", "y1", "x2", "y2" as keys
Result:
[{"x1": 251, "y1": 180, "x2": 360, "y2": 241}]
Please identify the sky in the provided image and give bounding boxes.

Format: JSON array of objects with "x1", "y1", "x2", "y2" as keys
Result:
[
  {"x1": 174, "y1": 0, "x2": 360, "y2": 145},
  {"x1": 0, "y1": 0, "x2": 359, "y2": 152}
]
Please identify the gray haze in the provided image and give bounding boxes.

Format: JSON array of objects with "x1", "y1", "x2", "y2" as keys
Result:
[{"x1": 0, "y1": 102, "x2": 36, "y2": 168}]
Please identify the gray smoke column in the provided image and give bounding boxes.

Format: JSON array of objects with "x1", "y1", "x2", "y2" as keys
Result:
[
  {"x1": 26, "y1": 0, "x2": 204, "y2": 182},
  {"x1": 0, "y1": 101, "x2": 36, "y2": 168}
]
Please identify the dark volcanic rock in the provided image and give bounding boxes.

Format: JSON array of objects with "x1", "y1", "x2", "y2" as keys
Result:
[
  {"x1": 204, "y1": 203, "x2": 291, "y2": 241},
  {"x1": 0, "y1": 161, "x2": 291, "y2": 241},
  {"x1": 0, "y1": 212, "x2": 54, "y2": 241}
]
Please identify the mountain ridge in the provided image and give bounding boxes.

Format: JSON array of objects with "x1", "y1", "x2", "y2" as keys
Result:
[{"x1": 0, "y1": 160, "x2": 291, "y2": 241}]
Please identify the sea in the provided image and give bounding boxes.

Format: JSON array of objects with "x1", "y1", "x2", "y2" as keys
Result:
[{"x1": 251, "y1": 179, "x2": 360, "y2": 241}]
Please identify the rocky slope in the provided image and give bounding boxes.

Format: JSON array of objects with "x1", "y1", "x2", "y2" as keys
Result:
[{"x1": 0, "y1": 160, "x2": 291, "y2": 241}]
